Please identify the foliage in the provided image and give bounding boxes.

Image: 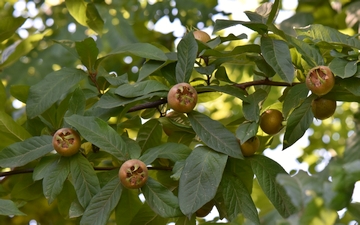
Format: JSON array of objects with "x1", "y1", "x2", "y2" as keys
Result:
[{"x1": 0, "y1": 0, "x2": 360, "y2": 224}]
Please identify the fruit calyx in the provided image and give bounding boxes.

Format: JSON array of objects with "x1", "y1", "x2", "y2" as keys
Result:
[
  {"x1": 175, "y1": 85, "x2": 196, "y2": 106},
  {"x1": 126, "y1": 163, "x2": 147, "y2": 186},
  {"x1": 54, "y1": 131, "x2": 78, "y2": 149},
  {"x1": 306, "y1": 66, "x2": 335, "y2": 96}
]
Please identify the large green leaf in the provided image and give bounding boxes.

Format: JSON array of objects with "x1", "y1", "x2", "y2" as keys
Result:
[
  {"x1": 43, "y1": 156, "x2": 70, "y2": 204},
  {"x1": 295, "y1": 24, "x2": 360, "y2": 49},
  {"x1": 0, "y1": 32, "x2": 47, "y2": 69},
  {"x1": 140, "y1": 143, "x2": 192, "y2": 165},
  {"x1": 70, "y1": 153, "x2": 101, "y2": 208},
  {"x1": 75, "y1": 37, "x2": 99, "y2": 72},
  {"x1": 283, "y1": 95, "x2": 314, "y2": 150},
  {"x1": 65, "y1": 87, "x2": 86, "y2": 117},
  {"x1": 178, "y1": 146, "x2": 227, "y2": 216},
  {"x1": 195, "y1": 85, "x2": 248, "y2": 102},
  {"x1": 0, "y1": 136, "x2": 53, "y2": 168},
  {"x1": 65, "y1": 0, "x2": 104, "y2": 34},
  {"x1": 276, "y1": 171, "x2": 317, "y2": 210},
  {"x1": 175, "y1": 32, "x2": 198, "y2": 83},
  {"x1": 115, "y1": 188, "x2": 143, "y2": 225},
  {"x1": 214, "y1": 19, "x2": 268, "y2": 34},
  {"x1": 26, "y1": 68, "x2": 87, "y2": 119},
  {"x1": 33, "y1": 155, "x2": 60, "y2": 181},
  {"x1": 65, "y1": 115, "x2": 129, "y2": 160},
  {"x1": 220, "y1": 173, "x2": 260, "y2": 224},
  {"x1": 138, "y1": 60, "x2": 169, "y2": 81},
  {"x1": 80, "y1": 175, "x2": 122, "y2": 225},
  {"x1": 242, "y1": 89, "x2": 267, "y2": 122},
  {"x1": 282, "y1": 83, "x2": 309, "y2": 118},
  {"x1": 261, "y1": 36, "x2": 294, "y2": 83},
  {"x1": 188, "y1": 111, "x2": 243, "y2": 159},
  {"x1": 0, "y1": 110, "x2": 32, "y2": 150},
  {"x1": 249, "y1": 155, "x2": 297, "y2": 218},
  {"x1": 287, "y1": 36, "x2": 324, "y2": 67},
  {"x1": 136, "y1": 119, "x2": 163, "y2": 151},
  {"x1": 0, "y1": 15, "x2": 26, "y2": 42},
  {"x1": 115, "y1": 80, "x2": 169, "y2": 98},
  {"x1": 329, "y1": 57, "x2": 357, "y2": 78},
  {"x1": 0, "y1": 199, "x2": 26, "y2": 216},
  {"x1": 11, "y1": 175, "x2": 43, "y2": 201},
  {"x1": 236, "y1": 121, "x2": 258, "y2": 144},
  {"x1": 142, "y1": 177, "x2": 182, "y2": 218},
  {"x1": 96, "y1": 43, "x2": 167, "y2": 66}
]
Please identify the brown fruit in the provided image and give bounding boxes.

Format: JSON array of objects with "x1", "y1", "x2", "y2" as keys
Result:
[
  {"x1": 119, "y1": 159, "x2": 148, "y2": 189},
  {"x1": 311, "y1": 98, "x2": 336, "y2": 120},
  {"x1": 167, "y1": 83, "x2": 198, "y2": 113},
  {"x1": 260, "y1": 109, "x2": 284, "y2": 135},
  {"x1": 52, "y1": 128, "x2": 81, "y2": 157},
  {"x1": 193, "y1": 30, "x2": 211, "y2": 43},
  {"x1": 306, "y1": 66, "x2": 335, "y2": 96},
  {"x1": 239, "y1": 136, "x2": 260, "y2": 157}
]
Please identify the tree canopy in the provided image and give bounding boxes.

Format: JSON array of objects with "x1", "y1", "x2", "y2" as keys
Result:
[{"x1": 1, "y1": 0, "x2": 360, "y2": 224}]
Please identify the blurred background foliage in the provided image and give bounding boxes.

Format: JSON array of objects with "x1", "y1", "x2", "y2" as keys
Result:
[{"x1": 1, "y1": 0, "x2": 360, "y2": 224}]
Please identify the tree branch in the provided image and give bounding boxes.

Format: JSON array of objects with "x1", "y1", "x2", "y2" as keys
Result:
[
  {"x1": 126, "y1": 79, "x2": 302, "y2": 112},
  {"x1": 0, "y1": 166, "x2": 173, "y2": 177}
]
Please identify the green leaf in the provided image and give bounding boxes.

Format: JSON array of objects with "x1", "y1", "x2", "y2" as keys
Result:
[
  {"x1": 138, "y1": 60, "x2": 168, "y2": 81},
  {"x1": 85, "y1": 3, "x2": 104, "y2": 35},
  {"x1": 287, "y1": 36, "x2": 324, "y2": 67},
  {"x1": 195, "y1": 85, "x2": 248, "y2": 102},
  {"x1": 65, "y1": 0, "x2": 104, "y2": 34},
  {"x1": 43, "y1": 156, "x2": 70, "y2": 204},
  {"x1": 140, "y1": 143, "x2": 192, "y2": 165},
  {"x1": 0, "y1": 136, "x2": 53, "y2": 168},
  {"x1": 97, "y1": 43, "x2": 167, "y2": 66},
  {"x1": 70, "y1": 153, "x2": 101, "y2": 208},
  {"x1": 26, "y1": 68, "x2": 87, "y2": 119},
  {"x1": 10, "y1": 85, "x2": 30, "y2": 103},
  {"x1": 0, "y1": 199, "x2": 26, "y2": 216},
  {"x1": 75, "y1": 37, "x2": 99, "y2": 72},
  {"x1": 243, "y1": 89, "x2": 267, "y2": 122},
  {"x1": 261, "y1": 36, "x2": 294, "y2": 83},
  {"x1": 115, "y1": 188, "x2": 142, "y2": 225},
  {"x1": 53, "y1": 39, "x2": 78, "y2": 58},
  {"x1": 188, "y1": 111, "x2": 243, "y2": 159},
  {"x1": 282, "y1": 83, "x2": 309, "y2": 118},
  {"x1": 220, "y1": 173, "x2": 260, "y2": 224},
  {"x1": 266, "y1": 0, "x2": 280, "y2": 25},
  {"x1": 0, "y1": 32, "x2": 47, "y2": 69},
  {"x1": 142, "y1": 177, "x2": 182, "y2": 217},
  {"x1": 80, "y1": 175, "x2": 122, "y2": 225},
  {"x1": 249, "y1": 155, "x2": 297, "y2": 218},
  {"x1": 295, "y1": 24, "x2": 360, "y2": 49},
  {"x1": 11, "y1": 175, "x2": 43, "y2": 201},
  {"x1": 136, "y1": 119, "x2": 163, "y2": 151},
  {"x1": 236, "y1": 121, "x2": 258, "y2": 143},
  {"x1": 0, "y1": 110, "x2": 32, "y2": 150},
  {"x1": 33, "y1": 155, "x2": 60, "y2": 181},
  {"x1": 178, "y1": 146, "x2": 227, "y2": 216},
  {"x1": 65, "y1": 115, "x2": 129, "y2": 160},
  {"x1": 65, "y1": 88, "x2": 86, "y2": 117},
  {"x1": 115, "y1": 80, "x2": 169, "y2": 98},
  {"x1": 176, "y1": 32, "x2": 198, "y2": 83},
  {"x1": 283, "y1": 95, "x2": 314, "y2": 150},
  {"x1": 57, "y1": 180, "x2": 77, "y2": 218},
  {"x1": 276, "y1": 171, "x2": 315, "y2": 210},
  {"x1": 214, "y1": 19, "x2": 268, "y2": 34},
  {"x1": 0, "y1": 15, "x2": 26, "y2": 42},
  {"x1": 348, "y1": 203, "x2": 360, "y2": 222},
  {"x1": 329, "y1": 57, "x2": 357, "y2": 78}
]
